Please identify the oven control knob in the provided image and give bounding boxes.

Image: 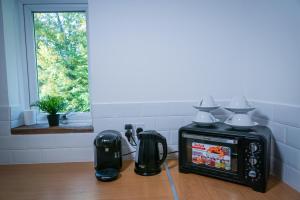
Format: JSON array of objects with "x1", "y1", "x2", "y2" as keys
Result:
[
  {"x1": 249, "y1": 143, "x2": 258, "y2": 152},
  {"x1": 248, "y1": 170, "x2": 257, "y2": 178},
  {"x1": 249, "y1": 157, "x2": 257, "y2": 165}
]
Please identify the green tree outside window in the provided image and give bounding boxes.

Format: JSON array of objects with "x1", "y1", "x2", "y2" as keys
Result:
[{"x1": 34, "y1": 12, "x2": 90, "y2": 112}]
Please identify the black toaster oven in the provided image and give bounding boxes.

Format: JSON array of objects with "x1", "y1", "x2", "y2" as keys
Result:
[{"x1": 178, "y1": 123, "x2": 271, "y2": 192}]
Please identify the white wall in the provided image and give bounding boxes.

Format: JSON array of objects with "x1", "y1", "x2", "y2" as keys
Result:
[
  {"x1": 242, "y1": 0, "x2": 300, "y2": 105},
  {"x1": 0, "y1": 0, "x2": 9, "y2": 106},
  {"x1": 89, "y1": 0, "x2": 300, "y2": 105},
  {"x1": 0, "y1": 0, "x2": 12, "y2": 137},
  {"x1": 0, "y1": 0, "x2": 25, "y2": 130},
  {"x1": 88, "y1": 0, "x2": 248, "y2": 103},
  {"x1": 1, "y1": 0, "x2": 23, "y2": 106}
]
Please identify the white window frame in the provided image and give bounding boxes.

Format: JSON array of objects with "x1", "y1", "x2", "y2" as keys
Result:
[{"x1": 22, "y1": 3, "x2": 91, "y2": 123}]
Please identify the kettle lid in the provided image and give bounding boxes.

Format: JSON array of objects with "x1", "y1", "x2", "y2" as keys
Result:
[{"x1": 138, "y1": 130, "x2": 162, "y2": 139}]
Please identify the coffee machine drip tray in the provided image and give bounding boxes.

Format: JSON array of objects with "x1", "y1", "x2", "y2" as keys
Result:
[{"x1": 95, "y1": 168, "x2": 119, "y2": 181}]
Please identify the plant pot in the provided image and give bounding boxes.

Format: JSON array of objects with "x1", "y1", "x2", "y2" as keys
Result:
[{"x1": 47, "y1": 114, "x2": 60, "y2": 126}]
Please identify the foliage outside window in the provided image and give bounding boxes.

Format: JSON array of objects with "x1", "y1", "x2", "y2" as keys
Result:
[{"x1": 33, "y1": 12, "x2": 89, "y2": 112}]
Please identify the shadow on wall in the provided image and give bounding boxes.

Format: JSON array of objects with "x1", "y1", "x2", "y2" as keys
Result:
[
  {"x1": 251, "y1": 113, "x2": 284, "y2": 180},
  {"x1": 121, "y1": 137, "x2": 135, "y2": 171},
  {"x1": 250, "y1": 110, "x2": 270, "y2": 126},
  {"x1": 238, "y1": 111, "x2": 284, "y2": 181},
  {"x1": 212, "y1": 108, "x2": 271, "y2": 124},
  {"x1": 271, "y1": 136, "x2": 284, "y2": 179},
  {"x1": 249, "y1": 113, "x2": 285, "y2": 179}
]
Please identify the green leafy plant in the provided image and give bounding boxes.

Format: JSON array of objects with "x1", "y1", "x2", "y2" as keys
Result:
[{"x1": 31, "y1": 96, "x2": 67, "y2": 115}]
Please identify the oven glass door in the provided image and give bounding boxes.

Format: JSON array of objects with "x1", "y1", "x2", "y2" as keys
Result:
[{"x1": 182, "y1": 132, "x2": 239, "y2": 174}]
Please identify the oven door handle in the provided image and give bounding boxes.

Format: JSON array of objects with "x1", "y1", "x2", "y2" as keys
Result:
[{"x1": 182, "y1": 133, "x2": 238, "y2": 144}]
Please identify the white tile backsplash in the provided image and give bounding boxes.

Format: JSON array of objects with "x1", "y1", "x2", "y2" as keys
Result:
[
  {"x1": 0, "y1": 105, "x2": 10, "y2": 121},
  {"x1": 141, "y1": 102, "x2": 170, "y2": 117},
  {"x1": 249, "y1": 101, "x2": 300, "y2": 192},
  {"x1": 0, "y1": 102, "x2": 188, "y2": 165},
  {"x1": 0, "y1": 120, "x2": 10, "y2": 136},
  {"x1": 0, "y1": 150, "x2": 12, "y2": 164},
  {"x1": 0, "y1": 135, "x2": 58, "y2": 150},
  {"x1": 123, "y1": 117, "x2": 156, "y2": 130},
  {"x1": 0, "y1": 100, "x2": 299, "y2": 192},
  {"x1": 269, "y1": 122, "x2": 286, "y2": 143},
  {"x1": 92, "y1": 103, "x2": 143, "y2": 118},
  {"x1": 116, "y1": 103, "x2": 143, "y2": 118},
  {"x1": 48, "y1": 133, "x2": 96, "y2": 148},
  {"x1": 251, "y1": 101, "x2": 274, "y2": 121},
  {"x1": 170, "y1": 130, "x2": 179, "y2": 145},
  {"x1": 167, "y1": 101, "x2": 196, "y2": 116},
  {"x1": 159, "y1": 130, "x2": 170, "y2": 142},
  {"x1": 276, "y1": 142, "x2": 300, "y2": 171},
  {"x1": 283, "y1": 164, "x2": 300, "y2": 192},
  {"x1": 93, "y1": 117, "x2": 124, "y2": 132},
  {"x1": 273, "y1": 104, "x2": 300, "y2": 128},
  {"x1": 286, "y1": 126, "x2": 300, "y2": 150},
  {"x1": 41, "y1": 147, "x2": 93, "y2": 163},
  {"x1": 11, "y1": 149, "x2": 42, "y2": 164},
  {"x1": 155, "y1": 116, "x2": 183, "y2": 131},
  {"x1": 182, "y1": 116, "x2": 194, "y2": 125},
  {"x1": 92, "y1": 103, "x2": 121, "y2": 118},
  {"x1": 0, "y1": 134, "x2": 96, "y2": 150}
]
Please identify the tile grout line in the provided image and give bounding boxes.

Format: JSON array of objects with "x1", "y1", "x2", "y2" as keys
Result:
[{"x1": 164, "y1": 162, "x2": 179, "y2": 200}]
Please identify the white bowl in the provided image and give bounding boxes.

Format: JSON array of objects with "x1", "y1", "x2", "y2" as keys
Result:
[
  {"x1": 198, "y1": 96, "x2": 218, "y2": 107},
  {"x1": 225, "y1": 121, "x2": 258, "y2": 130},
  {"x1": 228, "y1": 96, "x2": 252, "y2": 109},
  {"x1": 194, "y1": 111, "x2": 217, "y2": 123},
  {"x1": 225, "y1": 113, "x2": 253, "y2": 126},
  {"x1": 193, "y1": 105, "x2": 220, "y2": 112}
]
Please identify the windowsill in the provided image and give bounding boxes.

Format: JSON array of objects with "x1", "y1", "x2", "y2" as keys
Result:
[{"x1": 11, "y1": 123, "x2": 94, "y2": 135}]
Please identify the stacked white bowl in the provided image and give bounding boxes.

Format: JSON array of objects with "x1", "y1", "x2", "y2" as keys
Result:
[
  {"x1": 224, "y1": 96, "x2": 258, "y2": 130},
  {"x1": 193, "y1": 96, "x2": 219, "y2": 126}
]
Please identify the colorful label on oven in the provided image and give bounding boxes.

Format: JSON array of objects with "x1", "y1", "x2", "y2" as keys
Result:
[{"x1": 192, "y1": 142, "x2": 231, "y2": 171}]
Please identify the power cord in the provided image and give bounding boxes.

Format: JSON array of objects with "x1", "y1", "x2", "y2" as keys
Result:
[
  {"x1": 130, "y1": 135, "x2": 137, "y2": 146},
  {"x1": 125, "y1": 124, "x2": 137, "y2": 147},
  {"x1": 123, "y1": 150, "x2": 178, "y2": 157},
  {"x1": 124, "y1": 123, "x2": 179, "y2": 157},
  {"x1": 122, "y1": 151, "x2": 136, "y2": 156},
  {"x1": 168, "y1": 151, "x2": 179, "y2": 154},
  {"x1": 125, "y1": 124, "x2": 144, "y2": 147}
]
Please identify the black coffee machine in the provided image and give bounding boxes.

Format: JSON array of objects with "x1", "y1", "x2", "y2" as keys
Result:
[
  {"x1": 94, "y1": 130, "x2": 122, "y2": 181},
  {"x1": 135, "y1": 130, "x2": 168, "y2": 176}
]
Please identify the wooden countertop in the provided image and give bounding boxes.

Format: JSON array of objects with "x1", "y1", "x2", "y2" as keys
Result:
[
  {"x1": 0, "y1": 161, "x2": 172, "y2": 200},
  {"x1": 167, "y1": 160, "x2": 300, "y2": 200},
  {"x1": 0, "y1": 160, "x2": 299, "y2": 200}
]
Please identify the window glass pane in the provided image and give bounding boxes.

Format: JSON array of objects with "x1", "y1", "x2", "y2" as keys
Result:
[{"x1": 33, "y1": 12, "x2": 89, "y2": 112}]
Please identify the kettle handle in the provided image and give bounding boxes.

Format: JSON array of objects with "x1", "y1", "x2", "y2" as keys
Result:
[{"x1": 157, "y1": 135, "x2": 168, "y2": 165}]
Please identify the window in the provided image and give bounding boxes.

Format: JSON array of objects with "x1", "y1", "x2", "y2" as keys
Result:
[{"x1": 23, "y1": 4, "x2": 90, "y2": 116}]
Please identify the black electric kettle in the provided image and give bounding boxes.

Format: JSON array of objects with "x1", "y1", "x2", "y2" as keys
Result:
[{"x1": 134, "y1": 130, "x2": 167, "y2": 176}]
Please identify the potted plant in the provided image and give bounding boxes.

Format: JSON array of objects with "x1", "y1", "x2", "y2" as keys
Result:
[{"x1": 31, "y1": 96, "x2": 66, "y2": 126}]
